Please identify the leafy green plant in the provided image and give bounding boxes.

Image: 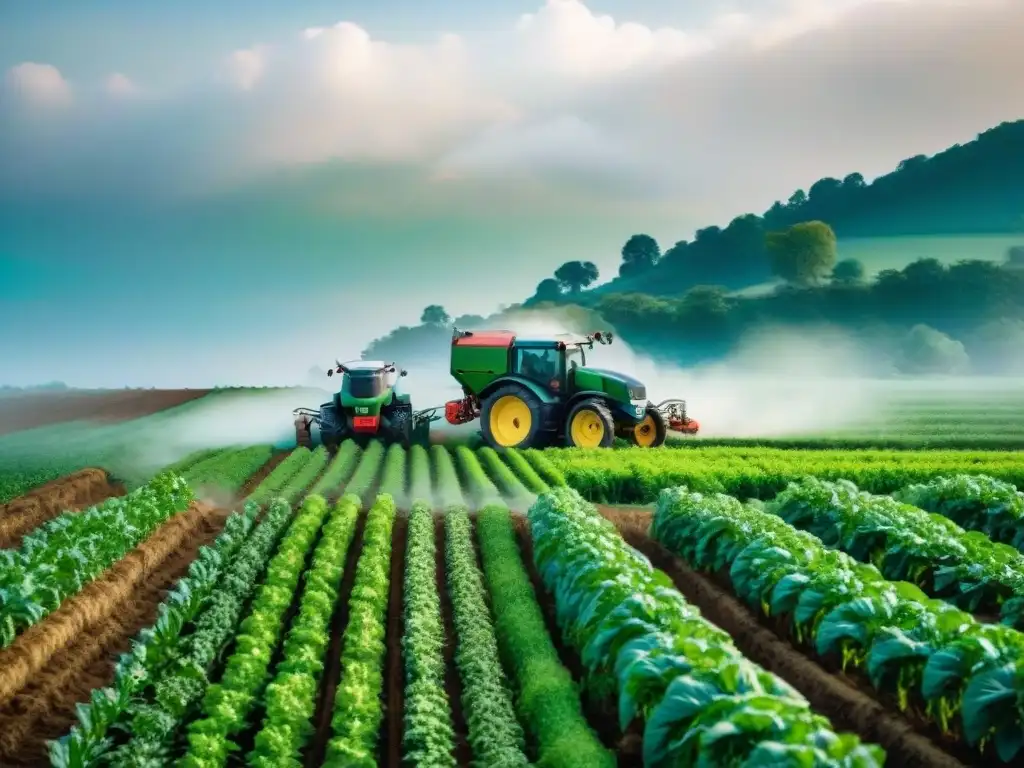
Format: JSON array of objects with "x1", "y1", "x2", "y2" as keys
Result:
[
  {"x1": 476, "y1": 503, "x2": 613, "y2": 768},
  {"x1": 378, "y1": 443, "x2": 408, "y2": 499},
  {"x1": 184, "y1": 445, "x2": 274, "y2": 493},
  {"x1": 408, "y1": 444, "x2": 432, "y2": 504},
  {"x1": 532, "y1": 486, "x2": 884, "y2": 767},
  {"x1": 401, "y1": 502, "x2": 456, "y2": 766},
  {"x1": 476, "y1": 448, "x2": 532, "y2": 506},
  {"x1": 178, "y1": 494, "x2": 333, "y2": 767},
  {"x1": 103, "y1": 499, "x2": 295, "y2": 766},
  {"x1": 430, "y1": 446, "x2": 463, "y2": 509},
  {"x1": 248, "y1": 448, "x2": 312, "y2": 505},
  {"x1": 278, "y1": 446, "x2": 330, "y2": 503},
  {"x1": 325, "y1": 493, "x2": 396, "y2": 765},
  {"x1": 309, "y1": 440, "x2": 362, "y2": 496},
  {"x1": 47, "y1": 503, "x2": 260, "y2": 768},
  {"x1": 453, "y1": 446, "x2": 501, "y2": 507},
  {"x1": 247, "y1": 495, "x2": 359, "y2": 768},
  {"x1": 501, "y1": 449, "x2": 550, "y2": 494},
  {"x1": 769, "y1": 476, "x2": 1024, "y2": 625},
  {"x1": 652, "y1": 485, "x2": 1024, "y2": 761},
  {"x1": 0, "y1": 472, "x2": 194, "y2": 647},
  {"x1": 344, "y1": 440, "x2": 386, "y2": 502},
  {"x1": 520, "y1": 449, "x2": 567, "y2": 489},
  {"x1": 895, "y1": 474, "x2": 1024, "y2": 551},
  {"x1": 445, "y1": 507, "x2": 528, "y2": 766}
]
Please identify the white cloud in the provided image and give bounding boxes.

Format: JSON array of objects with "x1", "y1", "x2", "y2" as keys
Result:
[
  {"x1": 225, "y1": 46, "x2": 268, "y2": 91},
  {"x1": 104, "y1": 72, "x2": 138, "y2": 97},
  {"x1": 5, "y1": 62, "x2": 72, "y2": 106},
  {"x1": 1, "y1": 0, "x2": 1022, "y2": 222}
]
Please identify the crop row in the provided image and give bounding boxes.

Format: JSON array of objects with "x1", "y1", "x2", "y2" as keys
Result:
[
  {"x1": 529, "y1": 486, "x2": 885, "y2": 766},
  {"x1": 538, "y1": 445, "x2": 1024, "y2": 502},
  {"x1": 651, "y1": 486, "x2": 1024, "y2": 761},
  {"x1": 179, "y1": 493, "x2": 333, "y2": 766},
  {"x1": 325, "y1": 492, "x2": 396, "y2": 765},
  {"x1": 104, "y1": 497, "x2": 295, "y2": 765},
  {"x1": 0, "y1": 472, "x2": 194, "y2": 647},
  {"x1": 768, "y1": 476, "x2": 1024, "y2": 626},
  {"x1": 184, "y1": 445, "x2": 274, "y2": 492},
  {"x1": 48, "y1": 502, "x2": 260, "y2": 766}
]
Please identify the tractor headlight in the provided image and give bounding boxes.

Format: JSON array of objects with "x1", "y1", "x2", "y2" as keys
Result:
[{"x1": 630, "y1": 398, "x2": 647, "y2": 410}]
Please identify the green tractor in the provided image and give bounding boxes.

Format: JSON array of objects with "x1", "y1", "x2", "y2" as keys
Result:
[
  {"x1": 293, "y1": 360, "x2": 441, "y2": 449},
  {"x1": 440, "y1": 329, "x2": 699, "y2": 449}
]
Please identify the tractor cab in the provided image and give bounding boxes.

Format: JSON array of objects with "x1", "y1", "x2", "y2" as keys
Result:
[{"x1": 444, "y1": 328, "x2": 699, "y2": 449}]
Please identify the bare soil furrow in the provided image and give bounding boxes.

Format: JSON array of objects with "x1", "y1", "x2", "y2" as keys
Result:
[
  {"x1": 0, "y1": 469, "x2": 124, "y2": 549},
  {"x1": 0, "y1": 505, "x2": 228, "y2": 766},
  {"x1": 0, "y1": 504, "x2": 213, "y2": 706},
  {"x1": 384, "y1": 515, "x2": 408, "y2": 767},
  {"x1": 305, "y1": 509, "x2": 367, "y2": 768}
]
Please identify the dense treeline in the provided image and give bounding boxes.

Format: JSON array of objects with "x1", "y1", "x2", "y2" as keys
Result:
[{"x1": 529, "y1": 119, "x2": 1024, "y2": 296}]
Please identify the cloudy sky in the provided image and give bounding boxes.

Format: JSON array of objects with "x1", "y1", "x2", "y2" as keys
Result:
[{"x1": 2, "y1": 0, "x2": 1022, "y2": 386}]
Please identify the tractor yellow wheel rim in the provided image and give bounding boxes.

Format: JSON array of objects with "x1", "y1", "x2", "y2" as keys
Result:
[
  {"x1": 490, "y1": 395, "x2": 532, "y2": 447},
  {"x1": 634, "y1": 415, "x2": 657, "y2": 447},
  {"x1": 570, "y1": 409, "x2": 605, "y2": 448}
]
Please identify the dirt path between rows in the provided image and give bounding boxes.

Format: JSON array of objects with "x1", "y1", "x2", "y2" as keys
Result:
[
  {"x1": 436, "y1": 515, "x2": 471, "y2": 766},
  {"x1": 384, "y1": 515, "x2": 408, "y2": 767},
  {"x1": 0, "y1": 504, "x2": 228, "y2": 765},
  {"x1": 598, "y1": 507, "x2": 970, "y2": 768},
  {"x1": 305, "y1": 510, "x2": 367, "y2": 767},
  {"x1": 0, "y1": 469, "x2": 125, "y2": 550}
]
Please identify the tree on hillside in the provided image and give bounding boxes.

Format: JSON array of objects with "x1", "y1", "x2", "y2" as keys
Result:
[
  {"x1": 1007, "y1": 246, "x2": 1024, "y2": 268},
  {"x1": 533, "y1": 278, "x2": 563, "y2": 301},
  {"x1": 420, "y1": 305, "x2": 451, "y2": 326},
  {"x1": 619, "y1": 234, "x2": 661, "y2": 277},
  {"x1": 554, "y1": 260, "x2": 599, "y2": 293},
  {"x1": 899, "y1": 324, "x2": 970, "y2": 374},
  {"x1": 765, "y1": 221, "x2": 838, "y2": 286},
  {"x1": 832, "y1": 258, "x2": 866, "y2": 284}
]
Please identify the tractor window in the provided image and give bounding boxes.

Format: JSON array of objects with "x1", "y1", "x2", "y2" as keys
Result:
[{"x1": 514, "y1": 347, "x2": 564, "y2": 387}]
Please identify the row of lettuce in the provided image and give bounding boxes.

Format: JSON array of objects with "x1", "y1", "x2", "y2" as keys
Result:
[{"x1": 19, "y1": 437, "x2": 1024, "y2": 766}]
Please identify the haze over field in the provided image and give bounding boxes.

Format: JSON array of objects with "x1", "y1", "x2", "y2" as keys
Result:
[{"x1": 2, "y1": 0, "x2": 1023, "y2": 388}]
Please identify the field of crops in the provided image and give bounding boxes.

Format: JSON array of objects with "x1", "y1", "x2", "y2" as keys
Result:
[{"x1": 0, "y1": 429, "x2": 1022, "y2": 767}]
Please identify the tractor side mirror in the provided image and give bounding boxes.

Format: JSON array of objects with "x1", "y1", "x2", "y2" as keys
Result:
[
  {"x1": 400, "y1": 369, "x2": 408, "y2": 377},
  {"x1": 327, "y1": 369, "x2": 333, "y2": 377}
]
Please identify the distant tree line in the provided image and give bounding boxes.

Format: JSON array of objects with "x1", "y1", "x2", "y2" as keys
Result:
[{"x1": 528, "y1": 119, "x2": 1024, "y2": 298}]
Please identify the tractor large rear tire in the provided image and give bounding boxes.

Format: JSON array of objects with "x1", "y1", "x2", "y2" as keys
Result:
[
  {"x1": 629, "y1": 405, "x2": 667, "y2": 448},
  {"x1": 565, "y1": 399, "x2": 615, "y2": 449},
  {"x1": 480, "y1": 385, "x2": 545, "y2": 450}
]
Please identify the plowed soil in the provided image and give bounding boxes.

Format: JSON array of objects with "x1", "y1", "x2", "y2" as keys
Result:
[
  {"x1": 0, "y1": 503, "x2": 229, "y2": 766},
  {"x1": 597, "y1": 505, "x2": 970, "y2": 768},
  {"x1": 0, "y1": 389, "x2": 212, "y2": 436},
  {"x1": 0, "y1": 469, "x2": 124, "y2": 549}
]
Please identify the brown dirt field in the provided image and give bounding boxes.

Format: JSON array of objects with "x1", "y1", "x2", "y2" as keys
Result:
[
  {"x1": 510, "y1": 513, "x2": 644, "y2": 764},
  {"x1": 0, "y1": 389, "x2": 213, "y2": 436},
  {"x1": 596, "y1": 506, "x2": 970, "y2": 768},
  {"x1": 0, "y1": 504, "x2": 229, "y2": 766},
  {"x1": 436, "y1": 515, "x2": 472, "y2": 766},
  {"x1": 384, "y1": 516, "x2": 408, "y2": 767},
  {"x1": 0, "y1": 469, "x2": 124, "y2": 550},
  {"x1": 0, "y1": 505, "x2": 214, "y2": 706},
  {"x1": 306, "y1": 510, "x2": 367, "y2": 768}
]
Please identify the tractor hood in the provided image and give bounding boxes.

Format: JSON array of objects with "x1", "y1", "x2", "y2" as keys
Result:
[{"x1": 573, "y1": 367, "x2": 647, "y2": 402}]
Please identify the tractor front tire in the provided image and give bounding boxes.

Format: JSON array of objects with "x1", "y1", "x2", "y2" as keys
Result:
[
  {"x1": 382, "y1": 403, "x2": 413, "y2": 447},
  {"x1": 630, "y1": 405, "x2": 668, "y2": 448},
  {"x1": 565, "y1": 399, "x2": 615, "y2": 449},
  {"x1": 480, "y1": 385, "x2": 545, "y2": 450}
]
